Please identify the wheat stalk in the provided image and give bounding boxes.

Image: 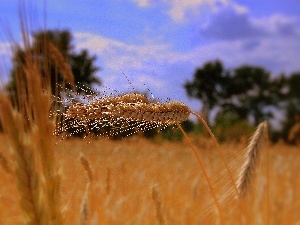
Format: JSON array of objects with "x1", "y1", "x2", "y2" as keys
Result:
[
  {"x1": 237, "y1": 121, "x2": 268, "y2": 196},
  {"x1": 151, "y1": 184, "x2": 165, "y2": 225},
  {"x1": 0, "y1": 151, "x2": 11, "y2": 174},
  {"x1": 80, "y1": 154, "x2": 93, "y2": 182},
  {"x1": 0, "y1": 95, "x2": 39, "y2": 224},
  {"x1": 0, "y1": 7, "x2": 77, "y2": 223},
  {"x1": 79, "y1": 183, "x2": 90, "y2": 225},
  {"x1": 46, "y1": 42, "x2": 75, "y2": 86},
  {"x1": 106, "y1": 167, "x2": 111, "y2": 195}
]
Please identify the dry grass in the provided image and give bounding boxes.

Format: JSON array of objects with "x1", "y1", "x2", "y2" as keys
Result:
[{"x1": 0, "y1": 135, "x2": 299, "y2": 224}]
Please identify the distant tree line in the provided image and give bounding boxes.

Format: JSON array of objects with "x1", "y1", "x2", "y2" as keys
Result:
[{"x1": 184, "y1": 60, "x2": 300, "y2": 143}]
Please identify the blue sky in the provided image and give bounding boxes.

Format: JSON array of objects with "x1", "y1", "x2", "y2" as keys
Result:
[{"x1": 0, "y1": 0, "x2": 300, "y2": 114}]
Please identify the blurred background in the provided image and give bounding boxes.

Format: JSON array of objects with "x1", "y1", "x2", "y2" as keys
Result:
[{"x1": 0, "y1": 0, "x2": 299, "y2": 143}]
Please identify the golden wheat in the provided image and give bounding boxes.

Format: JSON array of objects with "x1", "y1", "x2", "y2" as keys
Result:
[
  {"x1": 0, "y1": 7, "x2": 77, "y2": 223},
  {"x1": 237, "y1": 121, "x2": 268, "y2": 196},
  {"x1": 0, "y1": 151, "x2": 11, "y2": 174},
  {"x1": 46, "y1": 42, "x2": 75, "y2": 86},
  {"x1": 68, "y1": 95, "x2": 190, "y2": 124},
  {"x1": 106, "y1": 167, "x2": 111, "y2": 195},
  {"x1": 80, "y1": 154, "x2": 93, "y2": 182},
  {"x1": 54, "y1": 90, "x2": 191, "y2": 139},
  {"x1": 151, "y1": 184, "x2": 165, "y2": 225},
  {"x1": 79, "y1": 183, "x2": 90, "y2": 225}
]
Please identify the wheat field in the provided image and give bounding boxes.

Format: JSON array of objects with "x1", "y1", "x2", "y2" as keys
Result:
[{"x1": 1, "y1": 133, "x2": 299, "y2": 225}]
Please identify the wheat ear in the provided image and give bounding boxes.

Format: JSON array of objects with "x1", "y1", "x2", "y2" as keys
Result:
[
  {"x1": 0, "y1": 8, "x2": 76, "y2": 223},
  {"x1": 64, "y1": 93, "x2": 190, "y2": 124},
  {"x1": 80, "y1": 154, "x2": 93, "y2": 182},
  {"x1": 54, "y1": 92, "x2": 191, "y2": 138},
  {"x1": 151, "y1": 184, "x2": 165, "y2": 225},
  {"x1": 79, "y1": 155, "x2": 94, "y2": 225},
  {"x1": 237, "y1": 121, "x2": 268, "y2": 196},
  {"x1": 47, "y1": 41, "x2": 75, "y2": 85},
  {"x1": 0, "y1": 95, "x2": 39, "y2": 224}
]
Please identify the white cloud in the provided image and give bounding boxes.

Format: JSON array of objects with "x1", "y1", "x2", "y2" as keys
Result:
[
  {"x1": 74, "y1": 32, "x2": 173, "y2": 71},
  {"x1": 131, "y1": 0, "x2": 248, "y2": 23},
  {"x1": 198, "y1": 4, "x2": 300, "y2": 41},
  {"x1": 217, "y1": 0, "x2": 247, "y2": 14},
  {"x1": 131, "y1": 0, "x2": 152, "y2": 8},
  {"x1": 252, "y1": 14, "x2": 300, "y2": 37},
  {"x1": 0, "y1": 42, "x2": 12, "y2": 56},
  {"x1": 199, "y1": 7, "x2": 267, "y2": 40},
  {"x1": 72, "y1": 30, "x2": 300, "y2": 107},
  {"x1": 187, "y1": 37, "x2": 300, "y2": 74},
  {"x1": 167, "y1": 0, "x2": 227, "y2": 23},
  {"x1": 133, "y1": 74, "x2": 165, "y2": 89},
  {"x1": 75, "y1": 31, "x2": 300, "y2": 79}
]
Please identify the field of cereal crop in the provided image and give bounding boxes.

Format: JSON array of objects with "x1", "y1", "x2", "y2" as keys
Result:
[{"x1": 1, "y1": 134, "x2": 299, "y2": 224}]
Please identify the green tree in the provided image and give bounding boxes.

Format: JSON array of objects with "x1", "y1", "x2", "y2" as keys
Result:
[
  {"x1": 184, "y1": 60, "x2": 229, "y2": 124},
  {"x1": 185, "y1": 61, "x2": 285, "y2": 134},
  {"x1": 280, "y1": 73, "x2": 300, "y2": 141},
  {"x1": 285, "y1": 72, "x2": 300, "y2": 108},
  {"x1": 221, "y1": 65, "x2": 278, "y2": 125},
  {"x1": 6, "y1": 29, "x2": 101, "y2": 98}
]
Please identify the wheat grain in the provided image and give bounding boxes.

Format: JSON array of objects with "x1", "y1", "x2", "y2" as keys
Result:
[
  {"x1": 54, "y1": 90, "x2": 191, "y2": 139},
  {"x1": 237, "y1": 121, "x2": 268, "y2": 196}
]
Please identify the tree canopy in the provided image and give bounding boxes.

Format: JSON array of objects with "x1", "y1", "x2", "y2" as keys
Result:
[
  {"x1": 184, "y1": 60, "x2": 300, "y2": 142},
  {"x1": 184, "y1": 60, "x2": 229, "y2": 124},
  {"x1": 222, "y1": 65, "x2": 276, "y2": 125},
  {"x1": 6, "y1": 29, "x2": 101, "y2": 98}
]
